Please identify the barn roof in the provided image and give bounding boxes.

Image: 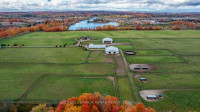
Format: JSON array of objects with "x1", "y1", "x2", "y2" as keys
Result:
[
  {"x1": 106, "y1": 46, "x2": 119, "y2": 51},
  {"x1": 89, "y1": 43, "x2": 106, "y2": 48},
  {"x1": 103, "y1": 37, "x2": 113, "y2": 41},
  {"x1": 147, "y1": 95, "x2": 156, "y2": 98}
]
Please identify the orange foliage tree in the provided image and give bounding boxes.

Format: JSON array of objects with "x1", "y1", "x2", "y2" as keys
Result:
[{"x1": 32, "y1": 93, "x2": 156, "y2": 112}]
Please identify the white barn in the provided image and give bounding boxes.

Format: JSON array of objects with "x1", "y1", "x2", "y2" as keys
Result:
[
  {"x1": 88, "y1": 43, "x2": 106, "y2": 49},
  {"x1": 102, "y1": 37, "x2": 113, "y2": 44},
  {"x1": 105, "y1": 46, "x2": 119, "y2": 54}
]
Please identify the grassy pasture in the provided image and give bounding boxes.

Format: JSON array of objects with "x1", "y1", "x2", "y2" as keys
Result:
[
  {"x1": 0, "y1": 30, "x2": 200, "y2": 111},
  {"x1": 135, "y1": 73, "x2": 200, "y2": 89},
  {"x1": 144, "y1": 90, "x2": 200, "y2": 112},
  {"x1": 0, "y1": 48, "x2": 89, "y2": 64},
  {"x1": 126, "y1": 55, "x2": 183, "y2": 63},
  {"x1": 0, "y1": 30, "x2": 200, "y2": 46},
  {"x1": 118, "y1": 78, "x2": 134, "y2": 101},
  {"x1": 0, "y1": 63, "x2": 115, "y2": 99},
  {"x1": 133, "y1": 50, "x2": 173, "y2": 56},
  {"x1": 87, "y1": 51, "x2": 113, "y2": 63},
  {"x1": 27, "y1": 76, "x2": 115, "y2": 100}
]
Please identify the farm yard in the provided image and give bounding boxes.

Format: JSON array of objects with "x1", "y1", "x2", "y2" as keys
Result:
[{"x1": 0, "y1": 30, "x2": 200, "y2": 111}]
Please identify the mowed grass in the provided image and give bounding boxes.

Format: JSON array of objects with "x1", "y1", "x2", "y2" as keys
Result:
[
  {"x1": 27, "y1": 76, "x2": 115, "y2": 100},
  {"x1": 118, "y1": 78, "x2": 134, "y2": 101},
  {"x1": 0, "y1": 30, "x2": 200, "y2": 111},
  {"x1": 126, "y1": 56, "x2": 183, "y2": 63},
  {"x1": 0, "y1": 48, "x2": 89, "y2": 64},
  {"x1": 135, "y1": 73, "x2": 200, "y2": 89},
  {"x1": 113, "y1": 45, "x2": 134, "y2": 50},
  {"x1": 144, "y1": 90, "x2": 200, "y2": 112},
  {"x1": 0, "y1": 63, "x2": 115, "y2": 99},
  {"x1": 0, "y1": 30, "x2": 200, "y2": 46},
  {"x1": 131, "y1": 38, "x2": 200, "y2": 55},
  {"x1": 133, "y1": 50, "x2": 173, "y2": 56},
  {"x1": 87, "y1": 51, "x2": 113, "y2": 63}
]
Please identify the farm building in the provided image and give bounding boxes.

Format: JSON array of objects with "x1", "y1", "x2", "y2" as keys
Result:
[
  {"x1": 105, "y1": 46, "x2": 119, "y2": 54},
  {"x1": 125, "y1": 51, "x2": 136, "y2": 55},
  {"x1": 88, "y1": 43, "x2": 106, "y2": 49},
  {"x1": 140, "y1": 78, "x2": 147, "y2": 81},
  {"x1": 102, "y1": 37, "x2": 113, "y2": 44},
  {"x1": 142, "y1": 66, "x2": 149, "y2": 70},
  {"x1": 147, "y1": 95, "x2": 157, "y2": 100},
  {"x1": 82, "y1": 36, "x2": 91, "y2": 40}
]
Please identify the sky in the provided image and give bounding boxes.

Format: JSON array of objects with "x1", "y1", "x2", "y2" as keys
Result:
[{"x1": 0, "y1": 0, "x2": 200, "y2": 12}]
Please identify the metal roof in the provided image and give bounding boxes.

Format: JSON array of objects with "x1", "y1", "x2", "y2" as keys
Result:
[
  {"x1": 147, "y1": 95, "x2": 157, "y2": 98},
  {"x1": 103, "y1": 37, "x2": 113, "y2": 41},
  {"x1": 105, "y1": 46, "x2": 119, "y2": 51}
]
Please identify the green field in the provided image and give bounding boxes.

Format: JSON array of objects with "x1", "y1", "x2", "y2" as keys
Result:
[
  {"x1": 144, "y1": 90, "x2": 200, "y2": 112},
  {"x1": 0, "y1": 30, "x2": 200, "y2": 111},
  {"x1": 0, "y1": 48, "x2": 89, "y2": 64},
  {"x1": 27, "y1": 76, "x2": 115, "y2": 100},
  {"x1": 126, "y1": 55, "x2": 184, "y2": 63}
]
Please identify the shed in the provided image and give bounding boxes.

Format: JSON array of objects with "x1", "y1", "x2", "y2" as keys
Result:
[
  {"x1": 89, "y1": 43, "x2": 106, "y2": 49},
  {"x1": 134, "y1": 67, "x2": 141, "y2": 70},
  {"x1": 142, "y1": 66, "x2": 149, "y2": 70},
  {"x1": 147, "y1": 95, "x2": 157, "y2": 100},
  {"x1": 140, "y1": 78, "x2": 147, "y2": 81},
  {"x1": 105, "y1": 46, "x2": 119, "y2": 54},
  {"x1": 125, "y1": 51, "x2": 136, "y2": 55},
  {"x1": 102, "y1": 37, "x2": 113, "y2": 44}
]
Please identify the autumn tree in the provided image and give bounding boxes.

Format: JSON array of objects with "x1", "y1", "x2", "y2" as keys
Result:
[{"x1": 32, "y1": 93, "x2": 156, "y2": 112}]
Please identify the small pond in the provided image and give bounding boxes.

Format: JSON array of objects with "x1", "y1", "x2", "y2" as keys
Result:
[{"x1": 69, "y1": 17, "x2": 119, "y2": 30}]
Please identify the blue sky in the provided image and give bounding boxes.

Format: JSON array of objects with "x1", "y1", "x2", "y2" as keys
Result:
[{"x1": 0, "y1": 0, "x2": 200, "y2": 12}]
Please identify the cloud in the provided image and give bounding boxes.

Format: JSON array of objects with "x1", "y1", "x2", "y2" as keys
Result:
[{"x1": 0, "y1": 0, "x2": 200, "y2": 12}]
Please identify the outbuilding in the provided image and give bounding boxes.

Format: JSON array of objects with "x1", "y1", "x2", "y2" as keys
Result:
[
  {"x1": 125, "y1": 51, "x2": 136, "y2": 55},
  {"x1": 147, "y1": 95, "x2": 157, "y2": 100},
  {"x1": 102, "y1": 37, "x2": 113, "y2": 44},
  {"x1": 140, "y1": 78, "x2": 147, "y2": 81},
  {"x1": 142, "y1": 66, "x2": 149, "y2": 70},
  {"x1": 105, "y1": 46, "x2": 119, "y2": 54},
  {"x1": 88, "y1": 43, "x2": 106, "y2": 49}
]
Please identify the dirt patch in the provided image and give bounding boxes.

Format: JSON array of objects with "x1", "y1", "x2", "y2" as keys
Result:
[
  {"x1": 134, "y1": 74, "x2": 142, "y2": 78},
  {"x1": 114, "y1": 54, "x2": 127, "y2": 76},
  {"x1": 106, "y1": 55, "x2": 113, "y2": 63},
  {"x1": 140, "y1": 90, "x2": 165, "y2": 102},
  {"x1": 129, "y1": 64, "x2": 156, "y2": 72}
]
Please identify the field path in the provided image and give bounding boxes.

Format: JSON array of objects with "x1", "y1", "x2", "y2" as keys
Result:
[{"x1": 114, "y1": 54, "x2": 127, "y2": 76}]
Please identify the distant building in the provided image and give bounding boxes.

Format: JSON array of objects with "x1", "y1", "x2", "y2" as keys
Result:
[
  {"x1": 102, "y1": 37, "x2": 113, "y2": 44},
  {"x1": 82, "y1": 36, "x2": 91, "y2": 40},
  {"x1": 89, "y1": 43, "x2": 106, "y2": 49},
  {"x1": 147, "y1": 95, "x2": 157, "y2": 100},
  {"x1": 105, "y1": 46, "x2": 119, "y2": 54},
  {"x1": 140, "y1": 78, "x2": 147, "y2": 81}
]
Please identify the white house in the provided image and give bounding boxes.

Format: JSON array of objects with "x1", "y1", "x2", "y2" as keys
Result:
[
  {"x1": 102, "y1": 37, "x2": 113, "y2": 44},
  {"x1": 105, "y1": 46, "x2": 119, "y2": 54},
  {"x1": 89, "y1": 43, "x2": 106, "y2": 49}
]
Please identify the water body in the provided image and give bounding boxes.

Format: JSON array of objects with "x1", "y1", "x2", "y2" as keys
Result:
[{"x1": 69, "y1": 17, "x2": 119, "y2": 30}]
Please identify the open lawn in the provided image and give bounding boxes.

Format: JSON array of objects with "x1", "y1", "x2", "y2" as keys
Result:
[
  {"x1": 133, "y1": 50, "x2": 173, "y2": 56},
  {"x1": 87, "y1": 51, "x2": 113, "y2": 63},
  {"x1": 126, "y1": 55, "x2": 183, "y2": 63},
  {"x1": 0, "y1": 48, "x2": 89, "y2": 64},
  {"x1": 144, "y1": 90, "x2": 200, "y2": 112},
  {"x1": 0, "y1": 30, "x2": 200, "y2": 46},
  {"x1": 0, "y1": 30, "x2": 200, "y2": 111},
  {"x1": 27, "y1": 76, "x2": 115, "y2": 100},
  {"x1": 135, "y1": 73, "x2": 200, "y2": 89},
  {"x1": 118, "y1": 78, "x2": 134, "y2": 101}
]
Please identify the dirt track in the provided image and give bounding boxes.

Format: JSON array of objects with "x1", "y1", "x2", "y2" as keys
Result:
[{"x1": 140, "y1": 90, "x2": 164, "y2": 102}]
